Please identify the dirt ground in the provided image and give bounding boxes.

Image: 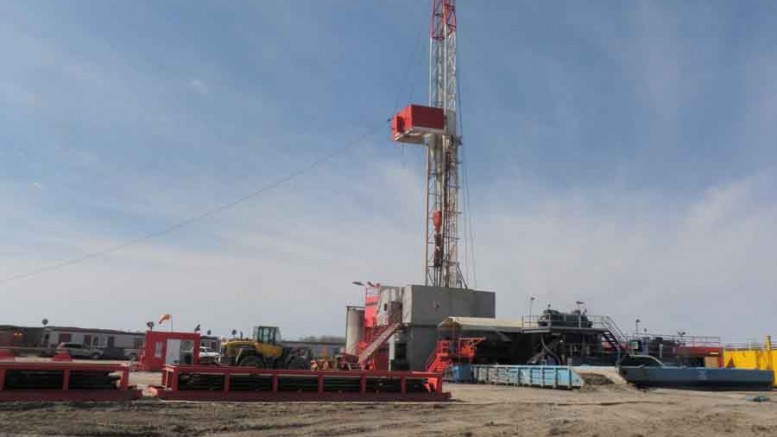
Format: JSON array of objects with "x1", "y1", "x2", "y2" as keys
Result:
[{"x1": 1, "y1": 369, "x2": 777, "y2": 437}]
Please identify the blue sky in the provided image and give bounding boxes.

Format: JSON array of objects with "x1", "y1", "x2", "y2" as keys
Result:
[{"x1": 1, "y1": 1, "x2": 776, "y2": 341}]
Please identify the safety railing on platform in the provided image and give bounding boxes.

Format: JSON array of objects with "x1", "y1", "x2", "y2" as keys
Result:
[
  {"x1": 628, "y1": 334, "x2": 721, "y2": 348},
  {"x1": 600, "y1": 316, "x2": 628, "y2": 345},
  {"x1": 724, "y1": 341, "x2": 774, "y2": 351},
  {"x1": 521, "y1": 314, "x2": 625, "y2": 332}
]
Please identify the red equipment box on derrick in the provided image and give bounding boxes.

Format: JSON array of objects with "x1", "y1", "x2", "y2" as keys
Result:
[{"x1": 391, "y1": 105, "x2": 445, "y2": 144}]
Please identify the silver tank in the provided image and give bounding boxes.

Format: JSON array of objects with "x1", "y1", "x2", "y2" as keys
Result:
[{"x1": 345, "y1": 306, "x2": 365, "y2": 355}]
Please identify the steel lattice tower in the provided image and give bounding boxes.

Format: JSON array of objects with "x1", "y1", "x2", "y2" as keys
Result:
[
  {"x1": 426, "y1": 0, "x2": 465, "y2": 288},
  {"x1": 390, "y1": 0, "x2": 466, "y2": 289}
]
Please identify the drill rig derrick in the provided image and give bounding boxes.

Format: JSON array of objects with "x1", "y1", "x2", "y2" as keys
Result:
[{"x1": 391, "y1": 0, "x2": 465, "y2": 289}]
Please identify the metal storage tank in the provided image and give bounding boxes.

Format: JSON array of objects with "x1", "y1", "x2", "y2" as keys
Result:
[{"x1": 345, "y1": 306, "x2": 365, "y2": 355}]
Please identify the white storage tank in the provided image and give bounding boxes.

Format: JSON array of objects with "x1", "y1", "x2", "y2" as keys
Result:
[{"x1": 344, "y1": 306, "x2": 365, "y2": 355}]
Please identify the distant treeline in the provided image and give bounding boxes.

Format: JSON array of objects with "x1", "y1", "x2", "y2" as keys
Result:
[{"x1": 298, "y1": 335, "x2": 345, "y2": 343}]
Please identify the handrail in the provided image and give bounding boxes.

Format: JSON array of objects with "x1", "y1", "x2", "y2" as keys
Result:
[
  {"x1": 600, "y1": 316, "x2": 627, "y2": 345},
  {"x1": 424, "y1": 340, "x2": 448, "y2": 371},
  {"x1": 627, "y1": 334, "x2": 722, "y2": 348},
  {"x1": 357, "y1": 322, "x2": 402, "y2": 366}
]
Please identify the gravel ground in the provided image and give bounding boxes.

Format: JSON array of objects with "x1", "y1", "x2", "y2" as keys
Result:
[{"x1": 1, "y1": 377, "x2": 776, "y2": 436}]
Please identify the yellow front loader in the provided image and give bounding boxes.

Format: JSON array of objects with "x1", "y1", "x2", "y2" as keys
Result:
[{"x1": 220, "y1": 326, "x2": 311, "y2": 369}]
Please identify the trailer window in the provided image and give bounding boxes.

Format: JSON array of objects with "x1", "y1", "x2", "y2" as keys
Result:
[{"x1": 154, "y1": 341, "x2": 163, "y2": 358}]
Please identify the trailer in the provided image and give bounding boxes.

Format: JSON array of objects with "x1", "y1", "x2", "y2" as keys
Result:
[{"x1": 149, "y1": 365, "x2": 450, "y2": 402}]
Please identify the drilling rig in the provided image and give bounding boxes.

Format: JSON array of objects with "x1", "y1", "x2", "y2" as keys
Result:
[
  {"x1": 345, "y1": 0, "x2": 497, "y2": 372},
  {"x1": 391, "y1": 0, "x2": 465, "y2": 289}
]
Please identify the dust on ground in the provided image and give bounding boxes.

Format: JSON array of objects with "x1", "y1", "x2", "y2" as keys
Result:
[{"x1": 1, "y1": 379, "x2": 776, "y2": 437}]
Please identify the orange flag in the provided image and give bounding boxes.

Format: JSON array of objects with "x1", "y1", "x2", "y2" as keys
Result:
[{"x1": 158, "y1": 314, "x2": 171, "y2": 325}]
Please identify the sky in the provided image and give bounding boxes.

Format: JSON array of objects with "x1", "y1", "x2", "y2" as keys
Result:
[{"x1": 1, "y1": 1, "x2": 776, "y2": 342}]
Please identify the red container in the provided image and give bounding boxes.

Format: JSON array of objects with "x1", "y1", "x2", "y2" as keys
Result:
[{"x1": 391, "y1": 104, "x2": 445, "y2": 143}]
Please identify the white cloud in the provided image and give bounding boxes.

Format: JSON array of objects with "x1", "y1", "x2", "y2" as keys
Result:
[
  {"x1": 474, "y1": 173, "x2": 777, "y2": 342},
  {"x1": 188, "y1": 79, "x2": 209, "y2": 96},
  {"x1": 0, "y1": 81, "x2": 38, "y2": 108},
  {"x1": 1, "y1": 166, "x2": 775, "y2": 342}
]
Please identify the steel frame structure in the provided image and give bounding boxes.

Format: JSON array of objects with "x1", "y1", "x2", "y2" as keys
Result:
[{"x1": 426, "y1": 0, "x2": 465, "y2": 288}]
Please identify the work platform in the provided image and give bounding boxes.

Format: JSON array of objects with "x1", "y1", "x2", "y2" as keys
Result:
[
  {"x1": 150, "y1": 365, "x2": 450, "y2": 402},
  {"x1": 0, "y1": 360, "x2": 141, "y2": 401}
]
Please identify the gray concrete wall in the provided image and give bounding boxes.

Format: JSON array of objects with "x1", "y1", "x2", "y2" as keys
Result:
[
  {"x1": 399, "y1": 285, "x2": 496, "y2": 370},
  {"x1": 405, "y1": 326, "x2": 439, "y2": 371},
  {"x1": 402, "y1": 285, "x2": 495, "y2": 326}
]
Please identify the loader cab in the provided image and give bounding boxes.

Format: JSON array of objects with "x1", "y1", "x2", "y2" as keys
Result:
[{"x1": 254, "y1": 326, "x2": 280, "y2": 346}]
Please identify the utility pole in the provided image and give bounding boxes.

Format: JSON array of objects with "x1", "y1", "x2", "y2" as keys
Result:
[{"x1": 391, "y1": 0, "x2": 466, "y2": 289}]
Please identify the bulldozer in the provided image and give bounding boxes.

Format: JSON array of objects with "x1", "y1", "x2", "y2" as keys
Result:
[{"x1": 219, "y1": 326, "x2": 311, "y2": 369}]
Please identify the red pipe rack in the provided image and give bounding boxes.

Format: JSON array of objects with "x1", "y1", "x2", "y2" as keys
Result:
[
  {"x1": 150, "y1": 365, "x2": 450, "y2": 402},
  {"x1": 0, "y1": 361, "x2": 141, "y2": 402}
]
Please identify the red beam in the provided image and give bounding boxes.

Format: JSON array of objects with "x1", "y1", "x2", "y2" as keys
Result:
[
  {"x1": 149, "y1": 386, "x2": 449, "y2": 402},
  {"x1": 0, "y1": 390, "x2": 141, "y2": 402}
]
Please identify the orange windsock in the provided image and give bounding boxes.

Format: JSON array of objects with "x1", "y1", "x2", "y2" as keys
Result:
[{"x1": 158, "y1": 314, "x2": 171, "y2": 325}]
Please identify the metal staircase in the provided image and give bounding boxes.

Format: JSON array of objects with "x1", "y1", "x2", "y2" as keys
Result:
[
  {"x1": 424, "y1": 338, "x2": 485, "y2": 373},
  {"x1": 600, "y1": 316, "x2": 628, "y2": 351},
  {"x1": 425, "y1": 342, "x2": 451, "y2": 373},
  {"x1": 429, "y1": 360, "x2": 448, "y2": 374},
  {"x1": 357, "y1": 322, "x2": 402, "y2": 367},
  {"x1": 357, "y1": 301, "x2": 404, "y2": 368}
]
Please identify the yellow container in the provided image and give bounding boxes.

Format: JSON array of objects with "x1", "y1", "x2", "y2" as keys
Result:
[{"x1": 723, "y1": 336, "x2": 777, "y2": 386}]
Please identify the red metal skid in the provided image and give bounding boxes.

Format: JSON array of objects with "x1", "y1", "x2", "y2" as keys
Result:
[
  {"x1": 153, "y1": 365, "x2": 450, "y2": 402},
  {"x1": 0, "y1": 360, "x2": 138, "y2": 402},
  {"x1": 149, "y1": 386, "x2": 449, "y2": 402},
  {"x1": 0, "y1": 389, "x2": 142, "y2": 402}
]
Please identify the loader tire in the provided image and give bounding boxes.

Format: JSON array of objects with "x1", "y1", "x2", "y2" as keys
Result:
[
  {"x1": 286, "y1": 356, "x2": 310, "y2": 370},
  {"x1": 238, "y1": 355, "x2": 263, "y2": 368}
]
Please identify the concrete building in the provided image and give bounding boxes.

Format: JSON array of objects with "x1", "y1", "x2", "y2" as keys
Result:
[{"x1": 377, "y1": 285, "x2": 495, "y2": 370}]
